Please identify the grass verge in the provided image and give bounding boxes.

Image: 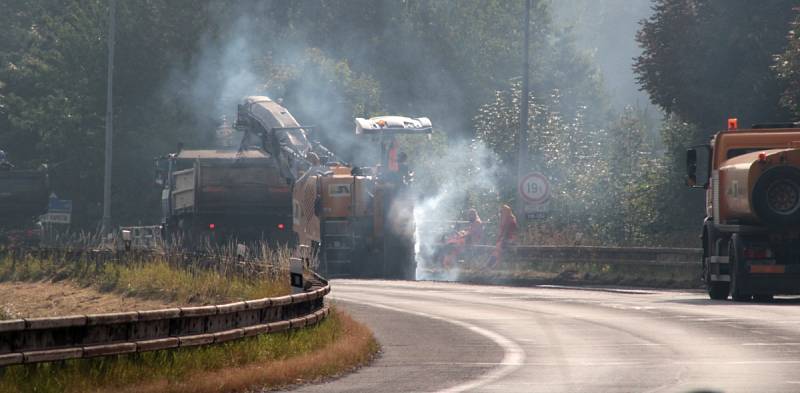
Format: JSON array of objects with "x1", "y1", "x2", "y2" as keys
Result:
[
  {"x1": 0, "y1": 308, "x2": 378, "y2": 393},
  {"x1": 0, "y1": 250, "x2": 290, "y2": 305},
  {"x1": 423, "y1": 257, "x2": 702, "y2": 289}
]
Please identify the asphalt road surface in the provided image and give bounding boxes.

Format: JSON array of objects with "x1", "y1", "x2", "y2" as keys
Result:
[{"x1": 285, "y1": 279, "x2": 800, "y2": 393}]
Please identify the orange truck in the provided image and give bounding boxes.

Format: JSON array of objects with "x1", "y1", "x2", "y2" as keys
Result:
[{"x1": 687, "y1": 120, "x2": 800, "y2": 301}]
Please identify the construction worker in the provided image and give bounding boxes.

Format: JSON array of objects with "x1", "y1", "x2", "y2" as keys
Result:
[
  {"x1": 464, "y1": 208, "x2": 484, "y2": 246},
  {"x1": 440, "y1": 208, "x2": 484, "y2": 269},
  {"x1": 387, "y1": 138, "x2": 399, "y2": 172},
  {"x1": 486, "y1": 204, "x2": 518, "y2": 269}
]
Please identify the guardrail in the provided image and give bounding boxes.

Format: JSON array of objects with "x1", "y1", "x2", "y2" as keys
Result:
[
  {"x1": 447, "y1": 244, "x2": 702, "y2": 266},
  {"x1": 510, "y1": 245, "x2": 702, "y2": 266},
  {"x1": 0, "y1": 282, "x2": 329, "y2": 366},
  {"x1": 0, "y1": 247, "x2": 330, "y2": 366}
]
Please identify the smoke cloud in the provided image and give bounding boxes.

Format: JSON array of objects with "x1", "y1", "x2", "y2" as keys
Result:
[{"x1": 402, "y1": 136, "x2": 502, "y2": 281}]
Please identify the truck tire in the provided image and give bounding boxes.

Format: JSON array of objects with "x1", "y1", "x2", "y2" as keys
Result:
[
  {"x1": 708, "y1": 281, "x2": 730, "y2": 300},
  {"x1": 752, "y1": 166, "x2": 800, "y2": 227},
  {"x1": 729, "y1": 234, "x2": 750, "y2": 302}
]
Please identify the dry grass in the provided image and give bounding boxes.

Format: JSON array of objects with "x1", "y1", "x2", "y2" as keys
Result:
[
  {"x1": 0, "y1": 248, "x2": 380, "y2": 392},
  {"x1": 0, "y1": 249, "x2": 290, "y2": 305}
]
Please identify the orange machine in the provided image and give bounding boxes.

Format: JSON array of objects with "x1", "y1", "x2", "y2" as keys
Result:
[
  {"x1": 292, "y1": 116, "x2": 431, "y2": 278},
  {"x1": 687, "y1": 120, "x2": 800, "y2": 301}
]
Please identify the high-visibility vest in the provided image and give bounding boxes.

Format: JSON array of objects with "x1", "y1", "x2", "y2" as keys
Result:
[{"x1": 388, "y1": 143, "x2": 399, "y2": 172}]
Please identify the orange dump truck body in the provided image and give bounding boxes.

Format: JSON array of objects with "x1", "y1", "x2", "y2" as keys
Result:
[{"x1": 710, "y1": 129, "x2": 800, "y2": 227}]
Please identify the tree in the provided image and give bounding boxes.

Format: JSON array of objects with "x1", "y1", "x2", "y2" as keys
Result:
[
  {"x1": 635, "y1": 0, "x2": 795, "y2": 132},
  {"x1": 775, "y1": 8, "x2": 800, "y2": 116}
]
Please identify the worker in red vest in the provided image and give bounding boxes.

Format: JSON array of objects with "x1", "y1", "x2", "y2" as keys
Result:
[{"x1": 486, "y1": 204, "x2": 517, "y2": 269}]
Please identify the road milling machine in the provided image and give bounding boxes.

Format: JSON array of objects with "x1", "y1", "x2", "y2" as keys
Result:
[
  {"x1": 292, "y1": 116, "x2": 432, "y2": 279},
  {"x1": 155, "y1": 96, "x2": 334, "y2": 247},
  {"x1": 688, "y1": 119, "x2": 800, "y2": 301}
]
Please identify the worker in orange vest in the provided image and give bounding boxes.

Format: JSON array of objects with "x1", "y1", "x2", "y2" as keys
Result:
[
  {"x1": 486, "y1": 204, "x2": 517, "y2": 269},
  {"x1": 441, "y1": 209, "x2": 484, "y2": 269}
]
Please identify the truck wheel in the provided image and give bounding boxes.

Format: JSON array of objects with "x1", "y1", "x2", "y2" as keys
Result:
[
  {"x1": 752, "y1": 166, "x2": 800, "y2": 227},
  {"x1": 707, "y1": 281, "x2": 730, "y2": 300},
  {"x1": 729, "y1": 235, "x2": 750, "y2": 302}
]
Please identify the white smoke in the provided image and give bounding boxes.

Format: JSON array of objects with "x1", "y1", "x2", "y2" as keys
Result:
[{"x1": 405, "y1": 137, "x2": 502, "y2": 281}]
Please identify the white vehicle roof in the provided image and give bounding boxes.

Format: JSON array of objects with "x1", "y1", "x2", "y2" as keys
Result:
[{"x1": 355, "y1": 116, "x2": 432, "y2": 136}]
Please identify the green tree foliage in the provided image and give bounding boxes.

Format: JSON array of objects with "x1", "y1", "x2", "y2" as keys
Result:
[
  {"x1": 774, "y1": 9, "x2": 800, "y2": 116},
  {"x1": 1, "y1": 0, "x2": 607, "y2": 230},
  {"x1": 635, "y1": 0, "x2": 795, "y2": 132},
  {"x1": 475, "y1": 84, "x2": 612, "y2": 243},
  {"x1": 474, "y1": 80, "x2": 706, "y2": 246},
  {"x1": 0, "y1": 0, "x2": 216, "y2": 227}
]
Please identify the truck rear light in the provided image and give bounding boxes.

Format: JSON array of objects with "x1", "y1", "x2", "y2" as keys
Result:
[
  {"x1": 750, "y1": 265, "x2": 785, "y2": 274},
  {"x1": 743, "y1": 247, "x2": 773, "y2": 259},
  {"x1": 728, "y1": 118, "x2": 738, "y2": 130}
]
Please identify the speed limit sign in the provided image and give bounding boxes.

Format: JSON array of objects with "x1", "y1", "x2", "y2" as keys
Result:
[{"x1": 519, "y1": 172, "x2": 550, "y2": 204}]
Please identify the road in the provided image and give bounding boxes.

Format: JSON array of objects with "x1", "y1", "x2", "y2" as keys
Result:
[{"x1": 286, "y1": 279, "x2": 800, "y2": 393}]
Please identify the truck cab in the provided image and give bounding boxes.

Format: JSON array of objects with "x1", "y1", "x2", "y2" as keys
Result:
[{"x1": 688, "y1": 120, "x2": 800, "y2": 300}]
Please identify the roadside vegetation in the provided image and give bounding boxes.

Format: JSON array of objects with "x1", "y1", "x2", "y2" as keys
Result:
[
  {"x1": 0, "y1": 246, "x2": 291, "y2": 305},
  {"x1": 422, "y1": 248, "x2": 700, "y2": 289},
  {"x1": 0, "y1": 308, "x2": 378, "y2": 393},
  {"x1": 0, "y1": 247, "x2": 379, "y2": 392},
  {"x1": 452, "y1": 259, "x2": 699, "y2": 289}
]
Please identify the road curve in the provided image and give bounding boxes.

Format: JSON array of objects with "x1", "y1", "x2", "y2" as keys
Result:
[{"x1": 284, "y1": 280, "x2": 800, "y2": 393}]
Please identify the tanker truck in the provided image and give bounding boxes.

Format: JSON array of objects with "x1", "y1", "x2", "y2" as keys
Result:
[
  {"x1": 155, "y1": 96, "x2": 333, "y2": 248},
  {"x1": 687, "y1": 119, "x2": 800, "y2": 301}
]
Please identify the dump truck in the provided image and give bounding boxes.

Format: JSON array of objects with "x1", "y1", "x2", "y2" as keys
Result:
[
  {"x1": 155, "y1": 96, "x2": 331, "y2": 247},
  {"x1": 0, "y1": 163, "x2": 48, "y2": 247},
  {"x1": 687, "y1": 119, "x2": 800, "y2": 301},
  {"x1": 292, "y1": 116, "x2": 432, "y2": 279}
]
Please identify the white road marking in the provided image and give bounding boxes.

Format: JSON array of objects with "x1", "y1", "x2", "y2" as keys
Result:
[
  {"x1": 334, "y1": 295, "x2": 525, "y2": 393},
  {"x1": 675, "y1": 360, "x2": 800, "y2": 365}
]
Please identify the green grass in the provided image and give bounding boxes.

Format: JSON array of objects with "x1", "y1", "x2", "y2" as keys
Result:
[
  {"x1": 0, "y1": 308, "x2": 346, "y2": 393},
  {"x1": 0, "y1": 249, "x2": 291, "y2": 305}
]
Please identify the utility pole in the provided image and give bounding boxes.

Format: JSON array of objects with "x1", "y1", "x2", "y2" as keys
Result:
[
  {"x1": 516, "y1": 0, "x2": 531, "y2": 232},
  {"x1": 101, "y1": 0, "x2": 116, "y2": 234}
]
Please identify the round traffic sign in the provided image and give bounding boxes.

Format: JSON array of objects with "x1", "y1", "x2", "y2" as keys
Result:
[{"x1": 519, "y1": 172, "x2": 550, "y2": 203}]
